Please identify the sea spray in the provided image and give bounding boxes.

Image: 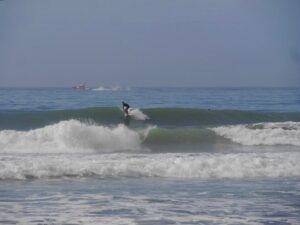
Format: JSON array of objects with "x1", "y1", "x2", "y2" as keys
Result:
[{"x1": 128, "y1": 108, "x2": 149, "y2": 120}]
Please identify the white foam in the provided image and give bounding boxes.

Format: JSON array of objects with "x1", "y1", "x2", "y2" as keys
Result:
[
  {"x1": 128, "y1": 108, "x2": 149, "y2": 120},
  {"x1": 1, "y1": 152, "x2": 300, "y2": 180},
  {"x1": 92, "y1": 86, "x2": 131, "y2": 91},
  {"x1": 212, "y1": 121, "x2": 300, "y2": 146},
  {"x1": 0, "y1": 120, "x2": 152, "y2": 154}
]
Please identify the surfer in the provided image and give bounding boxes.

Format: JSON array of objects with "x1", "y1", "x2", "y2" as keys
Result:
[
  {"x1": 122, "y1": 101, "x2": 130, "y2": 116},
  {"x1": 122, "y1": 101, "x2": 131, "y2": 126}
]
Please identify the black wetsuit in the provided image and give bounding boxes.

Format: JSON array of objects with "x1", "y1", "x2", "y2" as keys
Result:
[{"x1": 122, "y1": 102, "x2": 130, "y2": 115}]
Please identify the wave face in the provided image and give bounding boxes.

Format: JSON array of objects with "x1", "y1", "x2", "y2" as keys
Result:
[
  {"x1": 1, "y1": 152, "x2": 300, "y2": 180},
  {"x1": 1, "y1": 107, "x2": 300, "y2": 130}
]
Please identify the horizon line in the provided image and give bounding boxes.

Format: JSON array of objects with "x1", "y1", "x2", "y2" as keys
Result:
[{"x1": 0, "y1": 85, "x2": 300, "y2": 89}]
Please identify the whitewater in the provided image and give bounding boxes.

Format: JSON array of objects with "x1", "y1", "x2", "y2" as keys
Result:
[
  {"x1": 1, "y1": 119, "x2": 300, "y2": 181},
  {"x1": 0, "y1": 87, "x2": 300, "y2": 225}
]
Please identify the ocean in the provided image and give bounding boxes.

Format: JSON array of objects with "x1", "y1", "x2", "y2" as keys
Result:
[{"x1": 0, "y1": 87, "x2": 300, "y2": 225}]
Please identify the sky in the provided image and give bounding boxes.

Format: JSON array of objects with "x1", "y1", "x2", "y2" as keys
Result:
[{"x1": 0, "y1": 0, "x2": 299, "y2": 87}]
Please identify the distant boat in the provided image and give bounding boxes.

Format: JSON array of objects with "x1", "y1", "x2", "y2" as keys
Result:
[{"x1": 72, "y1": 83, "x2": 89, "y2": 90}]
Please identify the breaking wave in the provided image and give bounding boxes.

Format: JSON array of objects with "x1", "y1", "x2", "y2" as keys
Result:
[
  {"x1": 212, "y1": 122, "x2": 300, "y2": 146},
  {"x1": 0, "y1": 120, "x2": 153, "y2": 154},
  {"x1": 1, "y1": 120, "x2": 300, "y2": 156},
  {"x1": 1, "y1": 120, "x2": 300, "y2": 180}
]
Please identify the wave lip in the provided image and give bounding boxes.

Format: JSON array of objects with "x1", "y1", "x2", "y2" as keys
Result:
[
  {"x1": 212, "y1": 121, "x2": 300, "y2": 146},
  {"x1": 1, "y1": 152, "x2": 300, "y2": 180},
  {"x1": 0, "y1": 120, "x2": 153, "y2": 154}
]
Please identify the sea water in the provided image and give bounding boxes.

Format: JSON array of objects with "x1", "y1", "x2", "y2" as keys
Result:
[{"x1": 0, "y1": 87, "x2": 300, "y2": 224}]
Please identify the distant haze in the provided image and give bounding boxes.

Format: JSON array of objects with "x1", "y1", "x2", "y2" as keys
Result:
[{"x1": 0, "y1": 0, "x2": 299, "y2": 87}]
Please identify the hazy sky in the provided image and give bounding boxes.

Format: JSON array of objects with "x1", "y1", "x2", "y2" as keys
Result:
[{"x1": 0, "y1": 0, "x2": 299, "y2": 87}]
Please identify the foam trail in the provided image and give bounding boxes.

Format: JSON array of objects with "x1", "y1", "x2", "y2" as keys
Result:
[
  {"x1": 212, "y1": 121, "x2": 300, "y2": 146},
  {"x1": 1, "y1": 152, "x2": 300, "y2": 180},
  {"x1": 0, "y1": 120, "x2": 153, "y2": 154}
]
